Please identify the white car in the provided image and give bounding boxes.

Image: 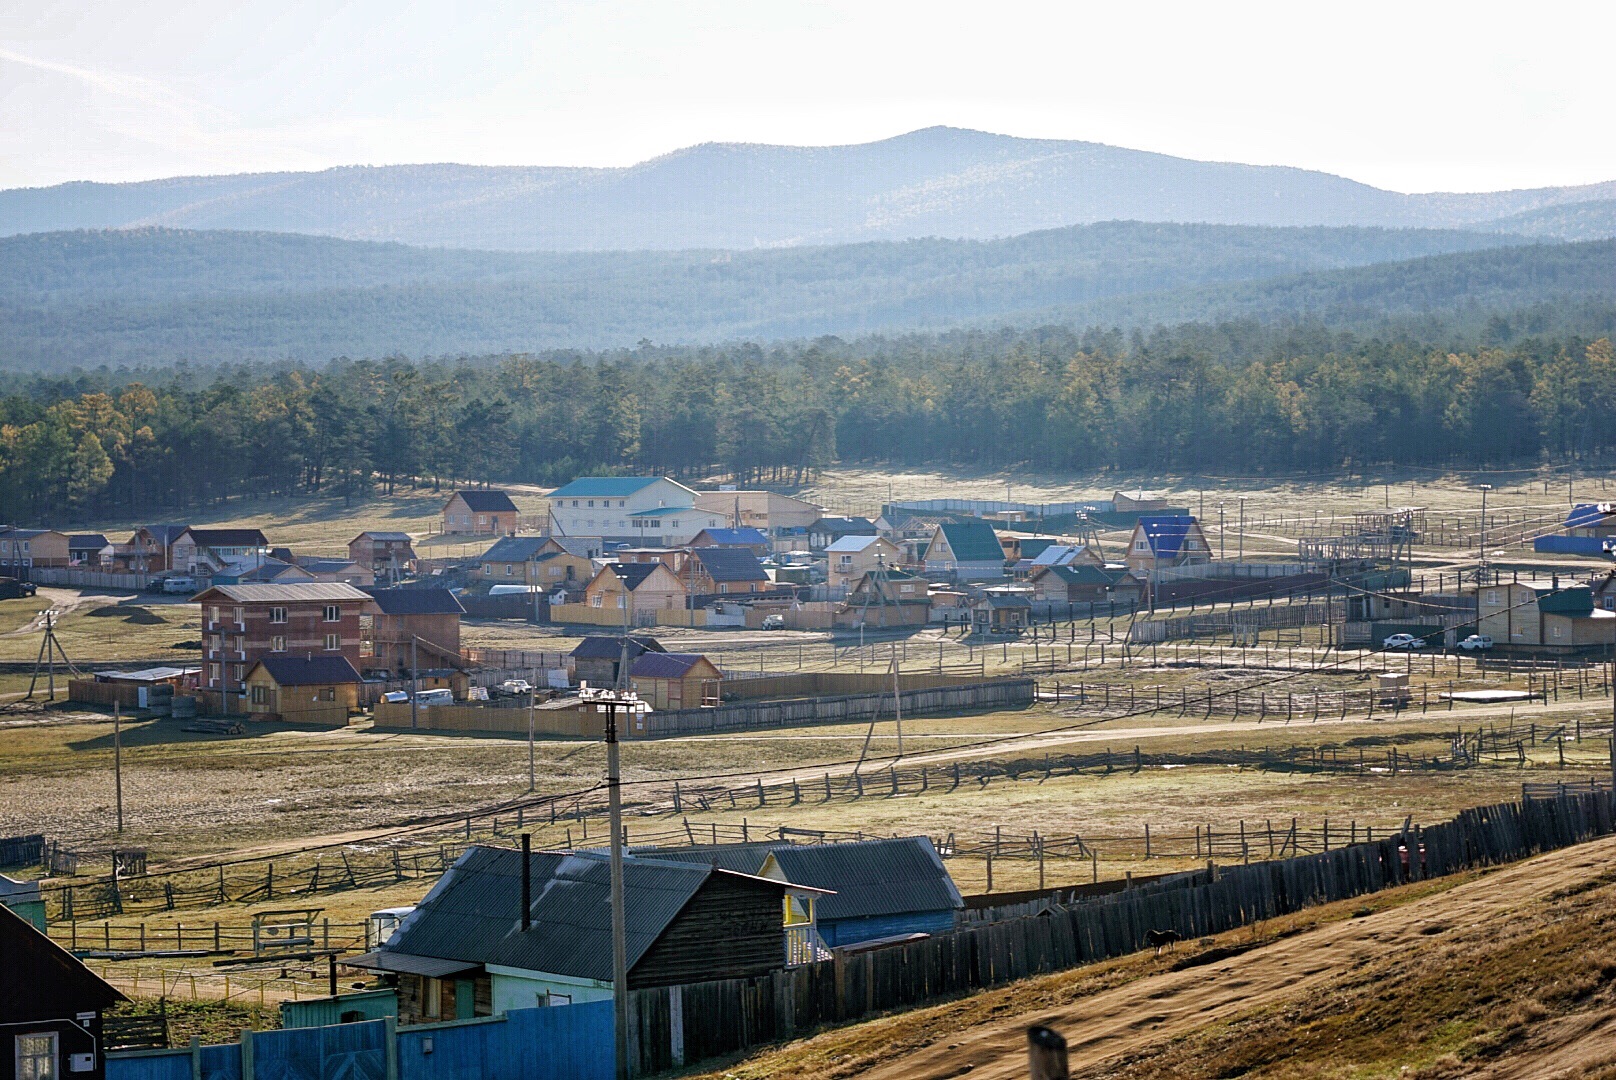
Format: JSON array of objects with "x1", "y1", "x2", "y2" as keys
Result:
[
  {"x1": 1458, "y1": 634, "x2": 1494, "y2": 651},
  {"x1": 1382, "y1": 633, "x2": 1426, "y2": 650},
  {"x1": 500, "y1": 679, "x2": 534, "y2": 695}
]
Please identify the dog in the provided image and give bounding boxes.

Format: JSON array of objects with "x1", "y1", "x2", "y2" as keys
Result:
[{"x1": 1145, "y1": 928, "x2": 1181, "y2": 957}]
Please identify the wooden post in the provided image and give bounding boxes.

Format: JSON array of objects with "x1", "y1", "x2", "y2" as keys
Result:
[{"x1": 1026, "y1": 1026, "x2": 1070, "y2": 1079}]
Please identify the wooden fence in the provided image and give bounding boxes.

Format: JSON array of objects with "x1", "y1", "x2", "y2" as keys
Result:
[
  {"x1": 636, "y1": 678, "x2": 1037, "y2": 736},
  {"x1": 627, "y1": 790, "x2": 1616, "y2": 1074}
]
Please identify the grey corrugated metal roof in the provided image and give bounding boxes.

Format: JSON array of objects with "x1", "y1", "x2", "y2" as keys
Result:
[
  {"x1": 766, "y1": 837, "x2": 963, "y2": 922},
  {"x1": 630, "y1": 652, "x2": 713, "y2": 679},
  {"x1": 570, "y1": 635, "x2": 664, "y2": 660},
  {"x1": 452, "y1": 490, "x2": 519, "y2": 512},
  {"x1": 354, "y1": 531, "x2": 414, "y2": 542},
  {"x1": 383, "y1": 847, "x2": 717, "y2": 982},
  {"x1": 252, "y1": 656, "x2": 364, "y2": 686},
  {"x1": 194, "y1": 582, "x2": 371, "y2": 603},
  {"x1": 693, "y1": 547, "x2": 769, "y2": 583},
  {"x1": 344, "y1": 951, "x2": 482, "y2": 978},
  {"x1": 364, "y1": 588, "x2": 465, "y2": 615}
]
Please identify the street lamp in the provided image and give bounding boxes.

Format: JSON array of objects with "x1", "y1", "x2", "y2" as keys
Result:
[{"x1": 580, "y1": 683, "x2": 649, "y2": 1080}]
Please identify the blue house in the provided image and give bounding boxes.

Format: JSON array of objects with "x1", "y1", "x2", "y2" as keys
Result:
[{"x1": 1125, "y1": 515, "x2": 1211, "y2": 571}]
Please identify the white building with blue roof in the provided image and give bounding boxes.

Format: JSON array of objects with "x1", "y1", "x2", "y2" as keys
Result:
[{"x1": 545, "y1": 476, "x2": 723, "y2": 546}]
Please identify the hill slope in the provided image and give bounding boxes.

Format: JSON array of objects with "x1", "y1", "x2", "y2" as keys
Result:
[
  {"x1": 4, "y1": 128, "x2": 1615, "y2": 250},
  {"x1": 0, "y1": 222, "x2": 1537, "y2": 369}
]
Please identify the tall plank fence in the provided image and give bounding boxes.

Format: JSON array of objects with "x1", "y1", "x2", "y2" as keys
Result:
[
  {"x1": 636, "y1": 678, "x2": 1036, "y2": 736},
  {"x1": 626, "y1": 790, "x2": 1616, "y2": 1074}
]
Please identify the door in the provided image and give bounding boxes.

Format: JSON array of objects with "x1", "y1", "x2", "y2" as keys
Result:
[{"x1": 15, "y1": 1032, "x2": 59, "y2": 1080}]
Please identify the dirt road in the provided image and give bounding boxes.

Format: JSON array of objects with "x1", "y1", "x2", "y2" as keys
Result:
[{"x1": 852, "y1": 835, "x2": 1616, "y2": 1079}]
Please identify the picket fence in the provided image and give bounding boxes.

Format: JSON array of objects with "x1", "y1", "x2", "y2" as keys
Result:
[{"x1": 626, "y1": 791, "x2": 1616, "y2": 1073}]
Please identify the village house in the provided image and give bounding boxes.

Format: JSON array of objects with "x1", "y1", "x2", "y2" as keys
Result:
[
  {"x1": 570, "y1": 634, "x2": 666, "y2": 687},
  {"x1": 583, "y1": 562, "x2": 688, "y2": 620},
  {"x1": 290, "y1": 555, "x2": 373, "y2": 586},
  {"x1": 629, "y1": 651, "x2": 723, "y2": 710},
  {"x1": 210, "y1": 556, "x2": 315, "y2": 585},
  {"x1": 688, "y1": 526, "x2": 772, "y2": 556},
  {"x1": 348, "y1": 531, "x2": 418, "y2": 583},
  {"x1": 1, "y1": 903, "x2": 124, "y2": 1080},
  {"x1": 122, "y1": 524, "x2": 190, "y2": 573},
  {"x1": 1124, "y1": 515, "x2": 1212, "y2": 572},
  {"x1": 970, "y1": 587, "x2": 1033, "y2": 633},
  {"x1": 441, "y1": 489, "x2": 520, "y2": 535},
  {"x1": 1113, "y1": 489, "x2": 1177, "y2": 515},
  {"x1": 190, "y1": 582, "x2": 371, "y2": 707},
  {"x1": 692, "y1": 489, "x2": 823, "y2": 536},
  {"x1": 67, "y1": 534, "x2": 113, "y2": 567},
  {"x1": 1028, "y1": 563, "x2": 1124, "y2": 603},
  {"x1": 244, "y1": 655, "x2": 365, "y2": 726},
  {"x1": 171, "y1": 527, "x2": 271, "y2": 577},
  {"x1": 839, "y1": 567, "x2": 930, "y2": 627},
  {"x1": 1474, "y1": 582, "x2": 1616, "y2": 651},
  {"x1": 807, "y1": 515, "x2": 878, "y2": 552},
  {"x1": 825, "y1": 534, "x2": 904, "y2": 590},
  {"x1": 686, "y1": 547, "x2": 772, "y2": 596},
  {"x1": 997, "y1": 533, "x2": 1064, "y2": 563},
  {"x1": 923, "y1": 521, "x2": 1008, "y2": 580},
  {"x1": 363, "y1": 588, "x2": 465, "y2": 675},
  {"x1": 479, "y1": 536, "x2": 593, "y2": 590},
  {"x1": 352, "y1": 847, "x2": 824, "y2": 1019},
  {"x1": 1029, "y1": 543, "x2": 1105, "y2": 569},
  {"x1": 546, "y1": 476, "x2": 725, "y2": 546},
  {"x1": 0, "y1": 875, "x2": 46, "y2": 930},
  {"x1": 0, "y1": 528, "x2": 70, "y2": 572}
]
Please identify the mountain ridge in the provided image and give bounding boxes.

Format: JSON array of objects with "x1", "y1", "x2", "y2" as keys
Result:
[{"x1": 6, "y1": 127, "x2": 1615, "y2": 250}]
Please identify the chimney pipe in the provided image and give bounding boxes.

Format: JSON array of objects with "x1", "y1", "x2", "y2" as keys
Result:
[{"x1": 521, "y1": 833, "x2": 532, "y2": 932}]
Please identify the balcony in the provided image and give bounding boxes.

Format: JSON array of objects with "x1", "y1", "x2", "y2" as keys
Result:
[{"x1": 785, "y1": 925, "x2": 832, "y2": 967}]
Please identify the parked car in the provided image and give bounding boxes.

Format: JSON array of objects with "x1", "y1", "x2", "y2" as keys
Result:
[
  {"x1": 0, "y1": 577, "x2": 36, "y2": 599},
  {"x1": 499, "y1": 679, "x2": 534, "y2": 696},
  {"x1": 1382, "y1": 633, "x2": 1427, "y2": 650},
  {"x1": 761, "y1": 614, "x2": 786, "y2": 630},
  {"x1": 1458, "y1": 634, "x2": 1494, "y2": 651}
]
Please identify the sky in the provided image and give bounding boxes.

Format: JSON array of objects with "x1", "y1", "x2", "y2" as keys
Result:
[{"x1": 0, "y1": 1, "x2": 1611, "y2": 193}]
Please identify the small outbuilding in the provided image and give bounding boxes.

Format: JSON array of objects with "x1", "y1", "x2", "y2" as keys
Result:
[
  {"x1": 629, "y1": 652, "x2": 723, "y2": 710},
  {"x1": 570, "y1": 635, "x2": 666, "y2": 687},
  {"x1": 970, "y1": 589, "x2": 1033, "y2": 633},
  {"x1": 0, "y1": 902, "x2": 125, "y2": 1080},
  {"x1": 244, "y1": 655, "x2": 365, "y2": 725}
]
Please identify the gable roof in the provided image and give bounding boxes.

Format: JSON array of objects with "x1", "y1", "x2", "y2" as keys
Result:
[
  {"x1": 548, "y1": 476, "x2": 672, "y2": 500},
  {"x1": 935, "y1": 521, "x2": 1006, "y2": 563},
  {"x1": 765, "y1": 837, "x2": 963, "y2": 922},
  {"x1": 1136, "y1": 515, "x2": 1199, "y2": 558},
  {"x1": 381, "y1": 846, "x2": 790, "y2": 983},
  {"x1": 692, "y1": 547, "x2": 770, "y2": 583},
  {"x1": 193, "y1": 582, "x2": 371, "y2": 604},
  {"x1": 250, "y1": 655, "x2": 364, "y2": 687},
  {"x1": 602, "y1": 562, "x2": 673, "y2": 591},
  {"x1": 1539, "y1": 585, "x2": 1597, "y2": 615},
  {"x1": 812, "y1": 516, "x2": 877, "y2": 537},
  {"x1": 570, "y1": 635, "x2": 665, "y2": 660},
  {"x1": 975, "y1": 590, "x2": 1033, "y2": 609},
  {"x1": 825, "y1": 535, "x2": 890, "y2": 554},
  {"x1": 353, "y1": 531, "x2": 414, "y2": 542},
  {"x1": 137, "y1": 524, "x2": 190, "y2": 546},
  {"x1": 68, "y1": 534, "x2": 110, "y2": 550},
  {"x1": 541, "y1": 537, "x2": 606, "y2": 559},
  {"x1": 631, "y1": 652, "x2": 715, "y2": 679},
  {"x1": 365, "y1": 588, "x2": 465, "y2": 615},
  {"x1": 482, "y1": 536, "x2": 548, "y2": 563},
  {"x1": 292, "y1": 556, "x2": 363, "y2": 574},
  {"x1": 1037, "y1": 563, "x2": 1115, "y2": 586},
  {"x1": 182, "y1": 528, "x2": 269, "y2": 547},
  {"x1": 450, "y1": 489, "x2": 519, "y2": 513},
  {"x1": 692, "y1": 527, "x2": 770, "y2": 547},
  {"x1": 1030, "y1": 544, "x2": 1085, "y2": 567},
  {"x1": 0, "y1": 901, "x2": 124, "y2": 1016}
]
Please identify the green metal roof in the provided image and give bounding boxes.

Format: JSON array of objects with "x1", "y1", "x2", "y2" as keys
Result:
[{"x1": 936, "y1": 521, "x2": 1005, "y2": 563}]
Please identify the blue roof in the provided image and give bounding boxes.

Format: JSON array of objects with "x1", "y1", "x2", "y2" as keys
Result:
[
  {"x1": 627, "y1": 507, "x2": 693, "y2": 518},
  {"x1": 695, "y1": 527, "x2": 769, "y2": 546},
  {"x1": 1566, "y1": 504, "x2": 1614, "y2": 529},
  {"x1": 1137, "y1": 515, "x2": 1198, "y2": 558},
  {"x1": 549, "y1": 477, "x2": 664, "y2": 499}
]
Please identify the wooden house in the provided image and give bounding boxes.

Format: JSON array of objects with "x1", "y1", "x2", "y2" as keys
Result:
[
  {"x1": 479, "y1": 537, "x2": 593, "y2": 589},
  {"x1": 0, "y1": 874, "x2": 46, "y2": 931},
  {"x1": 687, "y1": 547, "x2": 772, "y2": 596},
  {"x1": 363, "y1": 588, "x2": 465, "y2": 675},
  {"x1": 123, "y1": 524, "x2": 190, "y2": 573},
  {"x1": 1113, "y1": 490, "x2": 1175, "y2": 515},
  {"x1": 290, "y1": 556, "x2": 373, "y2": 587},
  {"x1": 1124, "y1": 515, "x2": 1211, "y2": 571},
  {"x1": 825, "y1": 535, "x2": 904, "y2": 590},
  {"x1": 1028, "y1": 563, "x2": 1120, "y2": 603},
  {"x1": 583, "y1": 562, "x2": 688, "y2": 620},
  {"x1": 570, "y1": 635, "x2": 666, "y2": 687},
  {"x1": 348, "y1": 531, "x2": 417, "y2": 582},
  {"x1": 693, "y1": 490, "x2": 822, "y2": 536},
  {"x1": 67, "y1": 534, "x2": 113, "y2": 567},
  {"x1": 629, "y1": 652, "x2": 723, "y2": 710},
  {"x1": 442, "y1": 490, "x2": 519, "y2": 535},
  {"x1": 970, "y1": 588, "x2": 1033, "y2": 633},
  {"x1": 758, "y1": 837, "x2": 963, "y2": 948},
  {"x1": 923, "y1": 521, "x2": 1007, "y2": 580},
  {"x1": 839, "y1": 568, "x2": 930, "y2": 627},
  {"x1": 352, "y1": 846, "x2": 825, "y2": 1019},
  {"x1": 0, "y1": 528, "x2": 70, "y2": 572},
  {"x1": 0, "y1": 902, "x2": 124, "y2": 1080},
  {"x1": 171, "y1": 528, "x2": 271, "y2": 576},
  {"x1": 1476, "y1": 582, "x2": 1616, "y2": 652},
  {"x1": 688, "y1": 527, "x2": 772, "y2": 556},
  {"x1": 807, "y1": 516, "x2": 877, "y2": 552},
  {"x1": 244, "y1": 655, "x2": 364, "y2": 725}
]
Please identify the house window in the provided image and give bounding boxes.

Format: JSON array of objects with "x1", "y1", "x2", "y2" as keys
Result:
[
  {"x1": 209, "y1": 606, "x2": 220, "y2": 625},
  {"x1": 838, "y1": 555, "x2": 852, "y2": 568},
  {"x1": 618, "y1": 500, "x2": 625, "y2": 508},
  {"x1": 483, "y1": 564, "x2": 493, "y2": 575},
  {"x1": 506, "y1": 565, "x2": 514, "y2": 576},
  {"x1": 15, "y1": 1031, "x2": 58, "y2": 1080},
  {"x1": 251, "y1": 686, "x2": 268, "y2": 705},
  {"x1": 1553, "y1": 625, "x2": 1564, "y2": 638},
  {"x1": 232, "y1": 664, "x2": 244, "y2": 682},
  {"x1": 324, "y1": 605, "x2": 341, "y2": 622},
  {"x1": 587, "y1": 500, "x2": 595, "y2": 508},
  {"x1": 591, "y1": 594, "x2": 604, "y2": 608},
  {"x1": 271, "y1": 636, "x2": 286, "y2": 653},
  {"x1": 719, "y1": 583, "x2": 728, "y2": 594},
  {"x1": 670, "y1": 520, "x2": 680, "y2": 528},
  {"x1": 423, "y1": 977, "x2": 442, "y2": 1019},
  {"x1": 270, "y1": 607, "x2": 286, "y2": 624},
  {"x1": 208, "y1": 663, "x2": 221, "y2": 683},
  {"x1": 1135, "y1": 541, "x2": 1149, "y2": 551},
  {"x1": 321, "y1": 687, "x2": 336, "y2": 702},
  {"x1": 571, "y1": 500, "x2": 579, "y2": 508},
  {"x1": 1484, "y1": 591, "x2": 1500, "y2": 606}
]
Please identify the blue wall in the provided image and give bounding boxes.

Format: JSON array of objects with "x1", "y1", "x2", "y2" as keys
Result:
[
  {"x1": 821, "y1": 910, "x2": 957, "y2": 948},
  {"x1": 1535, "y1": 536, "x2": 1613, "y2": 555},
  {"x1": 109, "y1": 1005, "x2": 611, "y2": 1080}
]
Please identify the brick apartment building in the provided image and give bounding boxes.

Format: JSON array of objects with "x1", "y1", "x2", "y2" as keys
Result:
[{"x1": 190, "y1": 582, "x2": 372, "y2": 706}]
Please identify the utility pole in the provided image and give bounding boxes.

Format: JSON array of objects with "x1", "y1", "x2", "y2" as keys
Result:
[
  {"x1": 579, "y1": 681, "x2": 635, "y2": 1080},
  {"x1": 1238, "y1": 497, "x2": 1246, "y2": 563},
  {"x1": 527, "y1": 687, "x2": 537, "y2": 793},
  {"x1": 113, "y1": 700, "x2": 124, "y2": 833},
  {"x1": 410, "y1": 636, "x2": 419, "y2": 729},
  {"x1": 1219, "y1": 504, "x2": 1226, "y2": 561},
  {"x1": 1479, "y1": 484, "x2": 1493, "y2": 574}
]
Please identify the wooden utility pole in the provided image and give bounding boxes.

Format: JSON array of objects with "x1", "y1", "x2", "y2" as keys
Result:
[
  {"x1": 114, "y1": 700, "x2": 124, "y2": 833},
  {"x1": 1027, "y1": 1026, "x2": 1069, "y2": 1079}
]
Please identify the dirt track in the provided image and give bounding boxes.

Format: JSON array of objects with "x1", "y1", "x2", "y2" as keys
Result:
[{"x1": 851, "y1": 835, "x2": 1616, "y2": 1079}]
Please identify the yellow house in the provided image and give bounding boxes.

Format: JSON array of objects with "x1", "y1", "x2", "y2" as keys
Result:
[
  {"x1": 825, "y1": 535, "x2": 904, "y2": 590},
  {"x1": 479, "y1": 537, "x2": 593, "y2": 589},
  {"x1": 244, "y1": 655, "x2": 363, "y2": 725},
  {"x1": 583, "y1": 562, "x2": 689, "y2": 621},
  {"x1": 628, "y1": 652, "x2": 723, "y2": 710}
]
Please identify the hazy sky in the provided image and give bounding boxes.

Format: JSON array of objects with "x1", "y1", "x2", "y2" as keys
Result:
[{"x1": 1, "y1": 1, "x2": 1610, "y2": 193}]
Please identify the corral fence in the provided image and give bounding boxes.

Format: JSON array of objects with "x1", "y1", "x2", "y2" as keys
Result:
[
  {"x1": 1129, "y1": 601, "x2": 1333, "y2": 643},
  {"x1": 626, "y1": 790, "x2": 1616, "y2": 1074},
  {"x1": 635, "y1": 678, "x2": 1036, "y2": 736},
  {"x1": 55, "y1": 918, "x2": 372, "y2": 957}
]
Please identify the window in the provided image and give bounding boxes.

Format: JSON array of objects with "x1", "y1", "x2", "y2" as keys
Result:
[
  {"x1": 321, "y1": 687, "x2": 336, "y2": 702},
  {"x1": 838, "y1": 555, "x2": 852, "y2": 568},
  {"x1": 719, "y1": 583, "x2": 728, "y2": 594},
  {"x1": 505, "y1": 565, "x2": 514, "y2": 576},
  {"x1": 423, "y1": 977, "x2": 442, "y2": 1018},
  {"x1": 271, "y1": 635, "x2": 286, "y2": 653},
  {"x1": 1484, "y1": 590, "x2": 1500, "y2": 606},
  {"x1": 270, "y1": 606, "x2": 286, "y2": 624},
  {"x1": 670, "y1": 519, "x2": 680, "y2": 528},
  {"x1": 15, "y1": 1032, "x2": 58, "y2": 1080},
  {"x1": 208, "y1": 663, "x2": 221, "y2": 683},
  {"x1": 1553, "y1": 624, "x2": 1564, "y2": 638},
  {"x1": 209, "y1": 605, "x2": 220, "y2": 624},
  {"x1": 571, "y1": 500, "x2": 579, "y2": 508},
  {"x1": 232, "y1": 664, "x2": 244, "y2": 682},
  {"x1": 324, "y1": 633, "x2": 340, "y2": 651},
  {"x1": 482, "y1": 563, "x2": 493, "y2": 575},
  {"x1": 1135, "y1": 541, "x2": 1149, "y2": 551},
  {"x1": 324, "y1": 605, "x2": 341, "y2": 622},
  {"x1": 251, "y1": 686, "x2": 268, "y2": 705},
  {"x1": 587, "y1": 499, "x2": 595, "y2": 508},
  {"x1": 234, "y1": 607, "x2": 244, "y2": 625},
  {"x1": 617, "y1": 500, "x2": 625, "y2": 508},
  {"x1": 538, "y1": 991, "x2": 572, "y2": 1007},
  {"x1": 591, "y1": 594, "x2": 604, "y2": 608}
]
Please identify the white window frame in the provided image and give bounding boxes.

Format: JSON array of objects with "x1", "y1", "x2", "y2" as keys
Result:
[
  {"x1": 270, "y1": 606, "x2": 286, "y2": 624},
  {"x1": 324, "y1": 605, "x2": 341, "y2": 622},
  {"x1": 15, "y1": 1031, "x2": 59, "y2": 1080},
  {"x1": 324, "y1": 633, "x2": 340, "y2": 651},
  {"x1": 271, "y1": 635, "x2": 286, "y2": 653}
]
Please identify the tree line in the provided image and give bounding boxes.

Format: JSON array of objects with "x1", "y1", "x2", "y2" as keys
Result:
[{"x1": 1, "y1": 325, "x2": 1612, "y2": 524}]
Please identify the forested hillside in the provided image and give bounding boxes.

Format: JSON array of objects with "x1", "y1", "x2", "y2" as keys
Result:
[
  {"x1": 0, "y1": 223, "x2": 1551, "y2": 369},
  {"x1": 4, "y1": 128, "x2": 1614, "y2": 249},
  {"x1": 3, "y1": 325, "x2": 1613, "y2": 523}
]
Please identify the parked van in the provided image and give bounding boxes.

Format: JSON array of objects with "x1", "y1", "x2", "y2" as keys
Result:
[
  {"x1": 413, "y1": 688, "x2": 454, "y2": 707},
  {"x1": 161, "y1": 576, "x2": 197, "y2": 595}
]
